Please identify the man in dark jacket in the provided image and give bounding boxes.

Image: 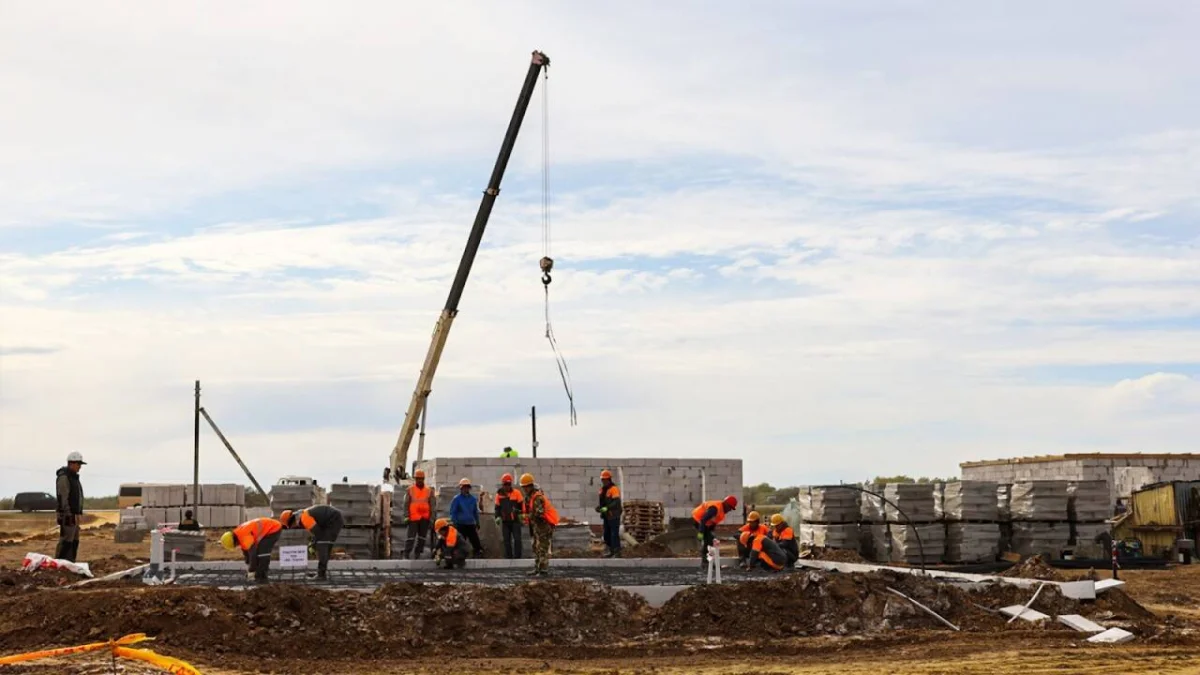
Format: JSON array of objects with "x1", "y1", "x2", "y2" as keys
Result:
[
  {"x1": 281, "y1": 505, "x2": 344, "y2": 580},
  {"x1": 55, "y1": 452, "x2": 86, "y2": 562},
  {"x1": 178, "y1": 510, "x2": 202, "y2": 531},
  {"x1": 596, "y1": 469, "x2": 623, "y2": 557},
  {"x1": 493, "y1": 473, "x2": 525, "y2": 559}
]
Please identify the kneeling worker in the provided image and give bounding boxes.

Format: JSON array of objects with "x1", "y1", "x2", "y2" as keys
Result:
[
  {"x1": 748, "y1": 531, "x2": 788, "y2": 572},
  {"x1": 736, "y1": 511, "x2": 769, "y2": 568},
  {"x1": 693, "y1": 495, "x2": 739, "y2": 568},
  {"x1": 433, "y1": 518, "x2": 470, "y2": 570},
  {"x1": 770, "y1": 513, "x2": 799, "y2": 567},
  {"x1": 280, "y1": 505, "x2": 344, "y2": 580},
  {"x1": 220, "y1": 516, "x2": 283, "y2": 583}
]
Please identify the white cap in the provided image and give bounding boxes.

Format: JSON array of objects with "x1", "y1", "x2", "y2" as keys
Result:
[{"x1": 66, "y1": 451, "x2": 87, "y2": 465}]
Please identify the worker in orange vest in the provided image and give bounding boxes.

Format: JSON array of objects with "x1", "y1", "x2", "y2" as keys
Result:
[
  {"x1": 748, "y1": 531, "x2": 787, "y2": 572},
  {"x1": 494, "y1": 473, "x2": 525, "y2": 559},
  {"x1": 770, "y1": 513, "x2": 799, "y2": 567},
  {"x1": 433, "y1": 518, "x2": 470, "y2": 569},
  {"x1": 280, "y1": 505, "x2": 344, "y2": 580},
  {"x1": 736, "y1": 511, "x2": 769, "y2": 569},
  {"x1": 520, "y1": 473, "x2": 560, "y2": 576},
  {"x1": 693, "y1": 495, "x2": 739, "y2": 568},
  {"x1": 220, "y1": 517, "x2": 283, "y2": 583},
  {"x1": 402, "y1": 469, "x2": 437, "y2": 559},
  {"x1": 596, "y1": 469, "x2": 623, "y2": 558}
]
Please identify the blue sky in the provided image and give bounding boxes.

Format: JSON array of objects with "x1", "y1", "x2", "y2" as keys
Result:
[{"x1": 1, "y1": 2, "x2": 1198, "y2": 498}]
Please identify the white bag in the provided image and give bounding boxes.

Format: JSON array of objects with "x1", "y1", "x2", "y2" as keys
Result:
[{"x1": 21, "y1": 552, "x2": 94, "y2": 578}]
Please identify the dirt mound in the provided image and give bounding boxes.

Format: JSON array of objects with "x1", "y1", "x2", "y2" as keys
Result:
[
  {"x1": 624, "y1": 540, "x2": 676, "y2": 557},
  {"x1": 0, "y1": 569, "x2": 81, "y2": 595},
  {"x1": 1000, "y1": 555, "x2": 1065, "y2": 580},
  {"x1": 810, "y1": 548, "x2": 867, "y2": 563},
  {"x1": 87, "y1": 555, "x2": 142, "y2": 576}
]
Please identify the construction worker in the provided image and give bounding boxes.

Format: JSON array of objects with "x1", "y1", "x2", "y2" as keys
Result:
[
  {"x1": 693, "y1": 495, "x2": 739, "y2": 568},
  {"x1": 220, "y1": 516, "x2": 283, "y2": 583},
  {"x1": 501, "y1": 446, "x2": 519, "y2": 458},
  {"x1": 494, "y1": 473, "x2": 525, "y2": 559},
  {"x1": 55, "y1": 451, "x2": 86, "y2": 562},
  {"x1": 402, "y1": 469, "x2": 436, "y2": 559},
  {"x1": 449, "y1": 478, "x2": 485, "y2": 557},
  {"x1": 596, "y1": 469, "x2": 623, "y2": 558},
  {"x1": 433, "y1": 518, "x2": 470, "y2": 569},
  {"x1": 770, "y1": 513, "x2": 799, "y2": 567},
  {"x1": 748, "y1": 531, "x2": 788, "y2": 572},
  {"x1": 736, "y1": 511, "x2": 769, "y2": 569},
  {"x1": 280, "y1": 505, "x2": 344, "y2": 580},
  {"x1": 520, "y1": 473, "x2": 559, "y2": 576},
  {"x1": 178, "y1": 510, "x2": 201, "y2": 531}
]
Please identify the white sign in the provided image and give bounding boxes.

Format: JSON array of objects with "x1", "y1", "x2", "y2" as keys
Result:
[{"x1": 278, "y1": 545, "x2": 308, "y2": 569}]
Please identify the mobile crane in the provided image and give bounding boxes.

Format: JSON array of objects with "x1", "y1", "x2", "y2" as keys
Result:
[{"x1": 388, "y1": 50, "x2": 551, "y2": 481}]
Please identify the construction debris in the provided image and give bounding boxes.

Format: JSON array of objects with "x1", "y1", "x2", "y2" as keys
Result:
[{"x1": 1087, "y1": 627, "x2": 1136, "y2": 644}]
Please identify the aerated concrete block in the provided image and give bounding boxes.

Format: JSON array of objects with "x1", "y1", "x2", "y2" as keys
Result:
[
  {"x1": 1000, "y1": 605, "x2": 1049, "y2": 622},
  {"x1": 1058, "y1": 614, "x2": 1106, "y2": 633},
  {"x1": 1087, "y1": 627, "x2": 1134, "y2": 644}
]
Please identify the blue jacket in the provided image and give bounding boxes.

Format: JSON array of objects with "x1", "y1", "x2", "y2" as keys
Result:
[{"x1": 449, "y1": 493, "x2": 479, "y2": 526}]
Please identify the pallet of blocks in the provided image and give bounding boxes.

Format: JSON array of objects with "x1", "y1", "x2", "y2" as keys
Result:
[
  {"x1": 798, "y1": 486, "x2": 861, "y2": 523},
  {"x1": 621, "y1": 500, "x2": 665, "y2": 543},
  {"x1": 551, "y1": 523, "x2": 594, "y2": 553},
  {"x1": 800, "y1": 522, "x2": 860, "y2": 549},
  {"x1": 882, "y1": 483, "x2": 943, "y2": 564},
  {"x1": 269, "y1": 482, "x2": 323, "y2": 517},
  {"x1": 329, "y1": 483, "x2": 380, "y2": 559},
  {"x1": 1010, "y1": 480, "x2": 1069, "y2": 521},
  {"x1": 941, "y1": 481, "x2": 1001, "y2": 563},
  {"x1": 858, "y1": 488, "x2": 890, "y2": 562},
  {"x1": 162, "y1": 531, "x2": 206, "y2": 561},
  {"x1": 337, "y1": 526, "x2": 379, "y2": 559},
  {"x1": 889, "y1": 523, "x2": 945, "y2": 565}
]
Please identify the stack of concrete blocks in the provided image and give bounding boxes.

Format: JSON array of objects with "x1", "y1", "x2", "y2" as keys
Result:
[
  {"x1": 411, "y1": 457, "x2": 744, "y2": 526},
  {"x1": 162, "y1": 531, "x2": 206, "y2": 561},
  {"x1": 552, "y1": 524, "x2": 595, "y2": 552},
  {"x1": 997, "y1": 483, "x2": 1014, "y2": 554},
  {"x1": 941, "y1": 481, "x2": 1001, "y2": 563},
  {"x1": 858, "y1": 487, "x2": 890, "y2": 561},
  {"x1": 190, "y1": 484, "x2": 247, "y2": 530},
  {"x1": 269, "y1": 483, "x2": 322, "y2": 515},
  {"x1": 329, "y1": 483, "x2": 380, "y2": 559},
  {"x1": 884, "y1": 483, "x2": 944, "y2": 564},
  {"x1": 114, "y1": 508, "x2": 148, "y2": 543},
  {"x1": 961, "y1": 453, "x2": 1200, "y2": 508},
  {"x1": 1010, "y1": 480, "x2": 1070, "y2": 557},
  {"x1": 797, "y1": 486, "x2": 860, "y2": 550},
  {"x1": 1069, "y1": 480, "x2": 1112, "y2": 557}
]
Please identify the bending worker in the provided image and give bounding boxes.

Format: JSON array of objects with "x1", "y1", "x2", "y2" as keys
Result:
[
  {"x1": 433, "y1": 518, "x2": 470, "y2": 570},
  {"x1": 494, "y1": 473, "x2": 525, "y2": 559},
  {"x1": 449, "y1": 478, "x2": 485, "y2": 557},
  {"x1": 220, "y1": 516, "x2": 283, "y2": 583},
  {"x1": 280, "y1": 505, "x2": 344, "y2": 580},
  {"x1": 770, "y1": 513, "x2": 799, "y2": 567},
  {"x1": 736, "y1": 510, "x2": 769, "y2": 569},
  {"x1": 748, "y1": 531, "x2": 788, "y2": 572},
  {"x1": 693, "y1": 495, "x2": 739, "y2": 567},
  {"x1": 402, "y1": 469, "x2": 436, "y2": 559},
  {"x1": 520, "y1": 473, "x2": 560, "y2": 576},
  {"x1": 596, "y1": 469, "x2": 623, "y2": 558}
]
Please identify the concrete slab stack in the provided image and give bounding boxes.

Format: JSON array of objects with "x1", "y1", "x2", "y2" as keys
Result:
[
  {"x1": 270, "y1": 484, "x2": 322, "y2": 516},
  {"x1": 1010, "y1": 480, "x2": 1070, "y2": 557},
  {"x1": 329, "y1": 483, "x2": 380, "y2": 559},
  {"x1": 940, "y1": 481, "x2": 1001, "y2": 563},
  {"x1": 1011, "y1": 521, "x2": 1071, "y2": 557},
  {"x1": 883, "y1": 483, "x2": 938, "y2": 522},
  {"x1": 945, "y1": 523, "x2": 1000, "y2": 563},
  {"x1": 551, "y1": 524, "x2": 595, "y2": 552},
  {"x1": 797, "y1": 486, "x2": 861, "y2": 523},
  {"x1": 1068, "y1": 480, "x2": 1111, "y2": 558},
  {"x1": 412, "y1": 457, "x2": 743, "y2": 526},
  {"x1": 858, "y1": 488, "x2": 889, "y2": 560},
  {"x1": 138, "y1": 482, "x2": 248, "y2": 529},
  {"x1": 162, "y1": 531, "x2": 206, "y2": 561},
  {"x1": 889, "y1": 523, "x2": 945, "y2": 565},
  {"x1": 800, "y1": 523, "x2": 860, "y2": 549},
  {"x1": 882, "y1": 483, "x2": 943, "y2": 564},
  {"x1": 941, "y1": 481, "x2": 1000, "y2": 521}
]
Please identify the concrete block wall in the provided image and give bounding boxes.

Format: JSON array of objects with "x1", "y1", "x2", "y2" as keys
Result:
[
  {"x1": 414, "y1": 457, "x2": 743, "y2": 525},
  {"x1": 962, "y1": 454, "x2": 1200, "y2": 508}
]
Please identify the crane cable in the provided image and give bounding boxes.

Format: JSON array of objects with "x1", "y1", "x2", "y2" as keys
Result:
[{"x1": 538, "y1": 69, "x2": 577, "y2": 426}]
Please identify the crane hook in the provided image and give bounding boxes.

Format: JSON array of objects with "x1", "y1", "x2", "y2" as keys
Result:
[{"x1": 540, "y1": 256, "x2": 554, "y2": 286}]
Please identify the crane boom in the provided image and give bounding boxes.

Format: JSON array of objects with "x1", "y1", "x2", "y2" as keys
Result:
[{"x1": 390, "y1": 50, "x2": 550, "y2": 479}]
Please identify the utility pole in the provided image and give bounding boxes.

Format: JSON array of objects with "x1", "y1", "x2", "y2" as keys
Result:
[
  {"x1": 193, "y1": 380, "x2": 201, "y2": 515},
  {"x1": 531, "y1": 405, "x2": 538, "y2": 458}
]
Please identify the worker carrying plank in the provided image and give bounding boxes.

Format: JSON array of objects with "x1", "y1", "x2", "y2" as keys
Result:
[
  {"x1": 494, "y1": 473, "x2": 525, "y2": 559},
  {"x1": 280, "y1": 505, "x2": 344, "y2": 580},
  {"x1": 693, "y1": 495, "x2": 739, "y2": 568},
  {"x1": 433, "y1": 518, "x2": 470, "y2": 570},
  {"x1": 402, "y1": 470, "x2": 437, "y2": 560},
  {"x1": 736, "y1": 511, "x2": 770, "y2": 569},
  {"x1": 748, "y1": 531, "x2": 788, "y2": 572},
  {"x1": 220, "y1": 516, "x2": 283, "y2": 583},
  {"x1": 596, "y1": 470, "x2": 623, "y2": 558},
  {"x1": 520, "y1": 473, "x2": 560, "y2": 576},
  {"x1": 769, "y1": 513, "x2": 799, "y2": 567}
]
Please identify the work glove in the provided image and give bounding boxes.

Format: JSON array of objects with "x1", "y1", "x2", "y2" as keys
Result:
[
  {"x1": 245, "y1": 571, "x2": 255, "y2": 581},
  {"x1": 696, "y1": 532, "x2": 704, "y2": 541},
  {"x1": 599, "y1": 507, "x2": 608, "y2": 514}
]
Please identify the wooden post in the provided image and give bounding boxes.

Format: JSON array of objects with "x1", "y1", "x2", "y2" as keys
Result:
[
  {"x1": 531, "y1": 406, "x2": 538, "y2": 458},
  {"x1": 192, "y1": 381, "x2": 200, "y2": 515}
]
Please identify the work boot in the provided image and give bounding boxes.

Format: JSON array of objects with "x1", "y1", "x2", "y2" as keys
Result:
[
  {"x1": 316, "y1": 570, "x2": 327, "y2": 581},
  {"x1": 612, "y1": 549, "x2": 622, "y2": 559},
  {"x1": 526, "y1": 568, "x2": 540, "y2": 576}
]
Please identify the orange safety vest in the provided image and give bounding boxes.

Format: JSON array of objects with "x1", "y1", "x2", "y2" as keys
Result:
[
  {"x1": 752, "y1": 533, "x2": 783, "y2": 570},
  {"x1": 443, "y1": 525, "x2": 459, "y2": 548},
  {"x1": 692, "y1": 500, "x2": 727, "y2": 528},
  {"x1": 528, "y1": 490, "x2": 560, "y2": 526},
  {"x1": 495, "y1": 488, "x2": 524, "y2": 521},
  {"x1": 738, "y1": 524, "x2": 768, "y2": 548},
  {"x1": 233, "y1": 517, "x2": 282, "y2": 551},
  {"x1": 407, "y1": 484, "x2": 432, "y2": 521},
  {"x1": 299, "y1": 509, "x2": 317, "y2": 531},
  {"x1": 773, "y1": 525, "x2": 795, "y2": 542}
]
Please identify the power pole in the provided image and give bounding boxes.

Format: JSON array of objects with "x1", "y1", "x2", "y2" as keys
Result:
[
  {"x1": 531, "y1": 405, "x2": 538, "y2": 458},
  {"x1": 193, "y1": 380, "x2": 201, "y2": 515}
]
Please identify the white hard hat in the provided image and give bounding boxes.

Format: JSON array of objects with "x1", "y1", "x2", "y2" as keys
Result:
[{"x1": 66, "y1": 451, "x2": 87, "y2": 465}]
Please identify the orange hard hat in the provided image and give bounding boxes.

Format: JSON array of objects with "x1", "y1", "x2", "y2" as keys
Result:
[
  {"x1": 747, "y1": 511, "x2": 761, "y2": 522},
  {"x1": 278, "y1": 510, "x2": 293, "y2": 527},
  {"x1": 770, "y1": 514, "x2": 785, "y2": 526},
  {"x1": 723, "y1": 495, "x2": 738, "y2": 509},
  {"x1": 501, "y1": 473, "x2": 514, "y2": 483},
  {"x1": 434, "y1": 518, "x2": 449, "y2": 532},
  {"x1": 600, "y1": 470, "x2": 613, "y2": 480},
  {"x1": 519, "y1": 473, "x2": 535, "y2": 486},
  {"x1": 414, "y1": 469, "x2": 426, "y2": 479},
  {"x1": 458, "y1": 478, "x2": 471, "y2": 487}
]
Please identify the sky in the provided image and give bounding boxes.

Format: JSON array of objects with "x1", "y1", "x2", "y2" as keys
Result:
[{"x1": 1, "y1": 2, "x2": 1198, "y2": 498}]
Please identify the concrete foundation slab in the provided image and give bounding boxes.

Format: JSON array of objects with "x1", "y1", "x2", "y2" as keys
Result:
[
  {"x1": 1000, "y1": 605, "x2": 1049, "y2": 622},
  {"x1": 1058, "y1": 614, "x2": 1106, "y2": 633},
  {"x1": 1095, "y1": 578, "x2": 1126, "y2": 593},
  {"x1": 1087, "y1": 627, "x2": 1135, "y2": 644}
]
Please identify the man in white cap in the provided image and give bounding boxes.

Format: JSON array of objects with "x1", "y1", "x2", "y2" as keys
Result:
[{"x1": 55, "y1": 451, "x2": 86, "y2": 562}]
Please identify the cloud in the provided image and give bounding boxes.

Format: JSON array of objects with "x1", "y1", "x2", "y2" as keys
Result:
[{"x1": 1, "y1": 4, "x2": 1199, "y2": 497}]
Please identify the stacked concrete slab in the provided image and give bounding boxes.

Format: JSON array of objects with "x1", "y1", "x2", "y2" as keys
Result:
[
  {"x1": 858, "y1": 488, "x2": 889, "y2": 560},
  {"x1": 800, "y1": 523, "x2": 860, "y2": 549},
  {"x1": 941, "y1": 481, "x2": 1001, "y2": 563},
  {"x1": 1011, "y1": 521, "x2": 1071, "y2": 557},
  {"x1": 412, "y1": 457, "x2": 743, "y2": 525},
  {"x1": 329, "y1": 483, "x2": 380, "y2": 559},
  {"x1": 141, "y1": 483, "x2": 246, "y2": 529},
  {"x1": 1068, "y1": 480, "x2": 1111, "y2": 557},
  {"x1": 889, "y1": 523, "x2": 945, "y2": 565},
  {"x1": 961, "y1": 452, "x2": 1200, "y2": 507},
  {"x1": 797, "y1": 486, "x2": 861, "y2": 523},
  {"x1": 270, "y1": 483, "x2": 322, "y2": 515},
  {"x1": 551, "y1": 524, "x2": 595, "y2": 552},
  {"x1": 883, "y1": 483, "x2": 944, "y2": 564},
  {"x1": 162, "y1": 531, "x2": 206, "y2": 561},
  {"x1": 883, "y1": 483, "x2": 939, "y2": 522},
  {"x1": 1009, "y1": 480, "x2": 1070, "y2": 557}
]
